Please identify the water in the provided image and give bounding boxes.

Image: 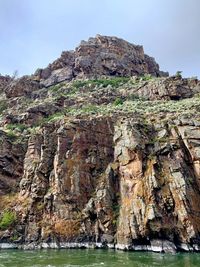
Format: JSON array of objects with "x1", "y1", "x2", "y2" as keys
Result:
[{"x1": 0, "y1": 249, "x2": 200, "y2": 267}]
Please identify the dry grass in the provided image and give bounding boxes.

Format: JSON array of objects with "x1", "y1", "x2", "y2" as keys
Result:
[{"x1": 0, "y1": 194, "x2": 19, "y2": 210}]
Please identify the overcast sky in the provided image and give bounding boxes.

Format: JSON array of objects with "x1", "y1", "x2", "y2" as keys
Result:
[{"x1": 0, "y1": 0, "x2": 199, "y2": 78}]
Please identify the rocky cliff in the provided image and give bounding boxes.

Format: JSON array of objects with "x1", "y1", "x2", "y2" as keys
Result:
[{"x1": 0, "y1": 35, "x2": 200, "y2": 252}]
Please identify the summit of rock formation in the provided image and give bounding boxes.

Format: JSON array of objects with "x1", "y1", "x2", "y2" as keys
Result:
[
  {"x1": 0, "y1": 35, "x2": 200, "y2": 253},
  {"x1": 34, "y1": 35, "x2": 168, "y2": 87}
]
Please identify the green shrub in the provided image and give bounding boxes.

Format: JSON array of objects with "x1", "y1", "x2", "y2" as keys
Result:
[
  {"x1": 92, "y1": 77, "x2": 130, "y2": 88},
  {"x1": 72, "y1": 77, "x2": 130, "y2": 89},
  {"x1": 82, "y1": 104, "x2": 99, "y2": 113},
  {"x1": 139, "y1": 74, "x2": 153, "y2": 81},
  {"x1": 72, "y1": 80, "x2": 89, "y2": 89},
  {"x1": 175, "y1": 71, "x2": 182, "y2": 78},
  {"x1": 44, "y1": 112, "x2": 64, "y2": 123},
  {"x1": 6, "y1": 130, "x2": 17, "y2": 141},
  {"x1": 10, "y1": 234, "x2": 20, "y2": 241},
  {"x1": 0, "y1": 210, "x2": 16, "y2": 230},
  {"x1": 49, "y1": 83, "x2": 65, "y2": 92},
  {"x1": 113, "y1": 97, "x2": 124, "y2": 106},
  {"x1": 6, "y1": 123, "x2": 27, "y2": 132}
]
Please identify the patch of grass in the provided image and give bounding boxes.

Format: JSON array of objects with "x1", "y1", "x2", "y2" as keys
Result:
[
  {"x1": 49, "y1": 82, "x2": 66, "y2": 92},
  {"x1": 6, "y1": 123, "x2": 27, "y2": 132},
  {"x1": 81, "y1": 104, "x2": 99, "y2": 113},
  {"x1": 43, "y1": 112, "x2": 64, "y2": 123},
  {"x1": 113, "y1": 97, "x2": 124, "y2": 106},
  {"x1": 4, "y1": 123, "x2": 28, "y2": 142},
  {"x1": 93, "y1": 77, "x2": 130, "y2": 88},
  {"x1": 10, "y1": 234, "x2": 20, "y2": 241},
  {"x1": 72, "y1": 77, "x2": 130, "y2": 89},
  {"x1": 33, "y1": 112, "x2": 66, "y2": 125},
  {"x1": 5, "y1": 130, "x2": 17, "y2": 141},
  {"x1": 139, "y1": 74, "x2": 153, "y2": 81},
  {"x1": 0, "y1": 210, "x2": 16, "y2": 230},
  {"x1": 35, "y1": 92, "x2": 200, "y2": 124},
  {"x1": 72, "y1": 80, "x2": 89, "y2": 89}
]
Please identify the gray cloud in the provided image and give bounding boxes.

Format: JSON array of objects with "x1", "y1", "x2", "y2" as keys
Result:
[{"x1": 0, "y1": 0, "x2": 199, "y2": 78}]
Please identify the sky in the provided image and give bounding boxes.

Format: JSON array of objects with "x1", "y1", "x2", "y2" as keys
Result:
[{"x1": 0, "y1": 0, "x2": 199, "y2": 78}]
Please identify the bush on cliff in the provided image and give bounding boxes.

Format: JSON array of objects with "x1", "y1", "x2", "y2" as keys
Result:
[{"x1": 0, "y1": 210, "x2": 16, "y2": 230}]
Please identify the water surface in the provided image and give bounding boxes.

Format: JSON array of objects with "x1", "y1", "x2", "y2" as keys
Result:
[{"x1": 0, "y1": 249, "x2": 200, "y2": 267}]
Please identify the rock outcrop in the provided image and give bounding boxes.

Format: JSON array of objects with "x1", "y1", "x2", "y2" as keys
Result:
[
  {"x1": 5, "y1": 76, "x2": 41, "y2": 98},
  {"x1": 0, "y1": 35, "x2": 169, "y2": 98},
  {"x1": 0, "y1": 131, "x2": 27, "y2": 195},
  {"x1": 137, "y1": 76, "x2": 200, "y2": 100},
  {"x1": 35, "y1": 35, "x2": 168, "y2": 87},
  {"x1": 0, "y1": 35, "x2": 200, "y2": 253},
  {"x1": 0, "y1": 75, "x2": 11, "y2": 94}
]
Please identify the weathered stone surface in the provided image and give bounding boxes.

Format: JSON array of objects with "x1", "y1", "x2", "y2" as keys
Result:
[
  {"x1": 0, "y1": 75, "x2": 11, "y2": 93},
  {"x1": 0, "y1": 116, "x2": 200, "y2": 251},
  {"x1": 5, "y1": 76, "x2": 41, "y2": 98},
  {"x1": 15, "y1": 118, "x2": 116, "y2": 243},
  {"x1": 40, "y1": 67, "x2": 74, "y2": 87},
  {"x1": 36, "y1": 35, "x2": 167, "y2": 87},
  {"x1": 74, "y1": 35, "x2": 161, "y2": 78},
  {"x1": 0, "y1": 130, "x2": 27, "y2": 195},
  {"x1": 137, "y1": 76, "x2": 199, "y2": 100},
  {"x1": 115, "y1": 120, "x2": 200, "y2": 250},
  {"x1": 150, "y1": 239, "x2": 176, "y2": 253}
]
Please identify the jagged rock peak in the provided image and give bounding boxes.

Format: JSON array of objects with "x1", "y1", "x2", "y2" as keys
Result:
[{"x1": 34, "y1": 34, "x2": 168, "y2": 87}]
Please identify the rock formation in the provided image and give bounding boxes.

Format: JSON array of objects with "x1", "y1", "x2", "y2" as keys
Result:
[
  {"x1": 0, "y1": 35, "x2": 200, "y2": 252},
  {"x1": 34, "y1": 35, "x2": 168, "y2": 87}
]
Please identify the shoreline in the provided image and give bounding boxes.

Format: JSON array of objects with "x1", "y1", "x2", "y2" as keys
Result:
[{"x1": 0, "y1": 240, "x2": 200, "y2": 253}]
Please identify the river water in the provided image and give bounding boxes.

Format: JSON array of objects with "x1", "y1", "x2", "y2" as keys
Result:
[{"x1": 0, "y1": 249, "x2": 200, "y2": 267}]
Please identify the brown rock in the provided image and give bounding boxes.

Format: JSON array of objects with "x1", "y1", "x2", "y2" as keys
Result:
[
  {"x1": 5, "y1": 76, "x2": 41, "y2": 98},
  {"x1": 0, "y1": 130, "x2": 27, "y2": 195},
  {"x1": 36, "y1": 35, "x2": 167, "y2": 87}
]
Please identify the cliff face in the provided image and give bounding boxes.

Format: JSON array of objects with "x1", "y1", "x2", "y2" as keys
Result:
[
  {"x1": 0, "y1": 35, "x2": 200, "y2": 252},
  {"x1": 2, "y1": 117, "x2": 200, "y2": 252}
]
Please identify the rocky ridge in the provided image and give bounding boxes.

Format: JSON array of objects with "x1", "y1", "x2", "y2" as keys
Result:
[{"x1": 0, "y1": 35, "x2": 200, "y2": 253}]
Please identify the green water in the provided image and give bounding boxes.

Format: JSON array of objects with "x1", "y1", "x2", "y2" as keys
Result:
[{"x1": 0, "y1": 249, "x2": 200, "y2": 267}]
